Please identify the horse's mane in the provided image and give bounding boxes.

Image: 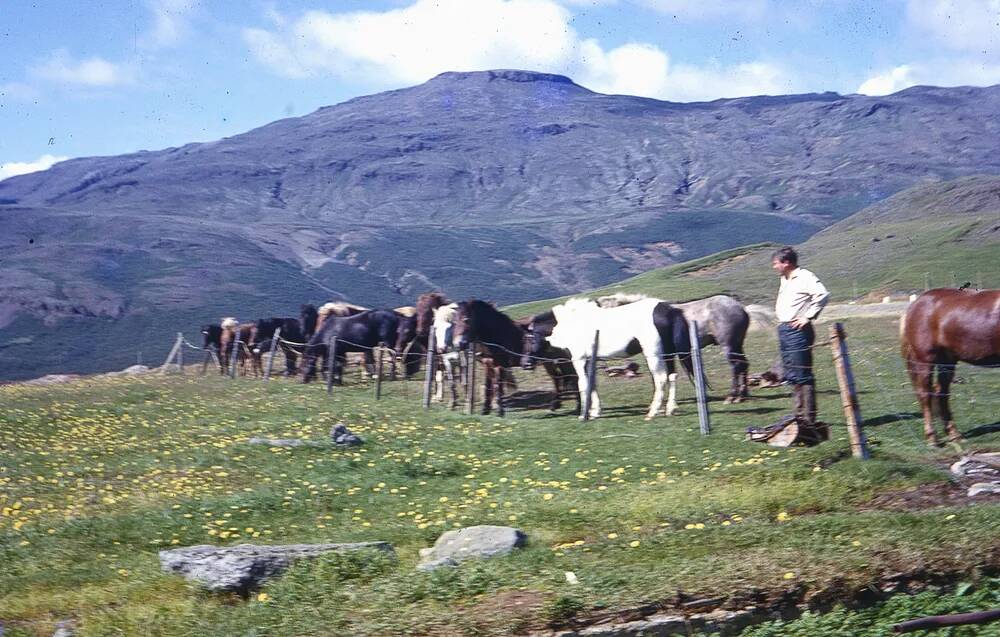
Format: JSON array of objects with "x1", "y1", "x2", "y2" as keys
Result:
[
  {"x1": 596, "y1": 292, "x2": 648, "y2": 308},
  {"x1": 395, "y1": 306, "x2": 417, "y2": 317},
  {"x1": 319, "y1": 302, "x2": 368, "y2": 318},
  {"x1": 434, "y1": 303, "x2": 458, "y2": 323},
  {"x1": 221, "y1": 317, "x2": 238, "y2": 329}
]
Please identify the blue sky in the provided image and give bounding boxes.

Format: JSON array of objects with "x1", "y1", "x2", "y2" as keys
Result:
[{"x1": 2, "y1": 0, "x2": 999, "y2": 178}]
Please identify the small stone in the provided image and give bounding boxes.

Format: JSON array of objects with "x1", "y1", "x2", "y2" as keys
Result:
[
  {"x1": 330, "y1": 423, "x2": 364, "y2": 446},
  {"x1": 417, "y1": 525, "x2": 526, "y2": 571},
  {"x1": 968, "y1": 482, "x2": 1000, "y2": 497},
  {"x1": 159, "y1": 542, "x2": 394, "y2": 593},
  {"x1": 52, "y1": 620, "x2": 76, "y2": 637},
  {"x1": 247, "y1": 437, "x2": 306, "y2": 448}
]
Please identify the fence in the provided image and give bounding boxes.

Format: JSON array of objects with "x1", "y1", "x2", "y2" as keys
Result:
[{"x1": 159, "y1": 316, "x2": 1000, "y2": 458}]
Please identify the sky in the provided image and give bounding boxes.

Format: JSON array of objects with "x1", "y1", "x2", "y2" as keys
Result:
[{"x1": 2, "y1": 0, "x2": 999, "y2": 179}]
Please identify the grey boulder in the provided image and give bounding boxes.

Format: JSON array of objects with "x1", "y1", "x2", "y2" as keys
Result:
[
  {"x1": 417, "y1": 525, "x2": 526, "y2": 572},
  {"x1": 159, "y1": 542, "x2": 394, "y2": 593}
]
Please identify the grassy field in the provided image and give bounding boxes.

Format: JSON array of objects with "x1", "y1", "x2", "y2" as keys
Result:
[{"x1": 2, "y1": 314, "x2": 1000, "y2": 636}]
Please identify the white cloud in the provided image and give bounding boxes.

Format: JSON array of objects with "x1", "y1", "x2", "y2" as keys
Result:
[
  {"x1": 635, "y1": 0, "x2": 770, "y2": 20},
  {"x1": 244, "y1": 0, "x2": 794, "y2": 101},
  {"x1": 31, "y1": 50, "x2": 135, "y2": 87},
  {"x1": 857, "y1": 65, "x2": 916, "y2": 95},
  {"x1": 0, "y1": 154, "x2": 69, "y2": 181},
  {"x1": 906, "y1": 0, "x2": 1000, "y2": 54},
  {"x1": 144, "y1": 0, "x2": 198, "y2": 48},
  {"x1": 858, "y1": 59, "x2": 1000, "y2": 95}
]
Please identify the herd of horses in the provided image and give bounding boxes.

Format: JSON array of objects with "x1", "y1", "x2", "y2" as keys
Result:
[
  {"x1": 201, "y1": 292, "x2": 751, "y2": 420},
  {"x1": 200, "y1": 287, "x2": 999, "y2": 446}
]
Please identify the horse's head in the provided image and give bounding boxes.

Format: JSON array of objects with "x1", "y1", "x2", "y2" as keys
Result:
[
  {"x1": 201, "y1": 324, "x2": 221, "y2": 350},
  {"x1": 300, "y1": 304, "x2": 318, "y2": 338},
  {"x1": 520, "y1": 311, "x2": 554, "y2": 370},
  {"x1": 452, "y1": 301, "x2": 476, "y2": 350},
  {"x1": 432, "y1": 303, "x2": 458, "y2": 352},
  {"x1": 394, "y1": 313, "x2": 417, "y2": 353}
]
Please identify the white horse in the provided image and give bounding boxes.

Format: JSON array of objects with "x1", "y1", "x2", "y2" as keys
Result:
[
  {"x1": 432, "y1": 303, "x2": 465, "y2": 409},
  {"x1": 546, "y1": 297, "x2": 693, "y2": 421}
]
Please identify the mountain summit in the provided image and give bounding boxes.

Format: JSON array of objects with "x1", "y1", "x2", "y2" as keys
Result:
[{"x1": 2, "y1": 71, "x2": 1000, "y2": 378}]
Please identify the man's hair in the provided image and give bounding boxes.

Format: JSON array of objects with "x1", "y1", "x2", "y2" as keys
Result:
[{"x1": 772, "y1": 246, "x2": 798, "y2": 266}]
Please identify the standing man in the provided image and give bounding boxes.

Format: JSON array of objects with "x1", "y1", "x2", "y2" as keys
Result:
[{"x1": 772, "y1": 246, "x2": 829, "y2": 424}]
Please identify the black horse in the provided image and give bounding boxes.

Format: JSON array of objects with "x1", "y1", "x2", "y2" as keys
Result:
[
  {"x1": 301, "y1": 304, "x2": 319, "y2": 340},
  {"x1": 201, "y1": 324, "x2": 223, "y2": 374},
  {"x1": 520, "y1": 311, "x2": 581, "y2": 414},
  {"x1": 391, "y1": 312, "x2": 424, "y2": 379},
  {"x1": 249, "y1": 317, "x2": 308, "y2": 376},
  {"x1": 302, "y1": 309, "x2": 403, "y2": 384},
  {"x1": 452, "y1": 300, "x2": 527, "y2": 416}
]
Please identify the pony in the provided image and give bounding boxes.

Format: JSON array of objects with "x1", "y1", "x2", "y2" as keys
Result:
[
  {"x1": 300, "y1": 304, "x2": 319, "y2": 340},
  {"x1": 452, "y1": 300, "x2": 524, "y2": 416},
  {"x1": 201, "y1": 324, "x2": 224, "y2": 374},
  {"x1": 301, "y1": 309, "x2": 400, "y2": 384},
  {"x1": 316, "y1": 302, "x2": 369, "y2": 332},
  {"x1": 546, "y1": 297, "x2": 693, "y2": 421},
  {"x1": 598, "y1": 293, "x2": 750, "y2": 403},
  {"x1": 901, "y1": 288, "x2": 1000, "y2": 445},
  {"x1": 249, "y1": 317, "x2": 308, "y2": 376},
  {"x1": 431, "y1": 303, "x2": 465, "y2": 408},
  {"x1": 219, "y1": 318, "x2": 260, "y2": 377},
  {"x1": 520, "y1": 310, "x2": 581, "y2": 414}
]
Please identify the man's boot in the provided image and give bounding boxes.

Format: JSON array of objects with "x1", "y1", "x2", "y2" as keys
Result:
[
  {"x1": 791, "y1": 384, "x2": 806, "y2": 421},
  {"x1": 801, "y1": 383, "x2": 817, "y2": 425}
]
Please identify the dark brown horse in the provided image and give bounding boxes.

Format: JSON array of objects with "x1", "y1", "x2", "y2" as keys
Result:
[
  {"x1": 901, "y1": 288, "x2": 1000, "y2": 445},
  {"x1": 453, "y1": 300, "x2": 523, "y2": 416}
]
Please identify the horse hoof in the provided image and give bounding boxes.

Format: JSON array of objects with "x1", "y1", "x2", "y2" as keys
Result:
[
  {"x1": 644, "y1": 415, "x2": 654, "y2": 421},
  {"x1": 723, "y1": 396, "x2": 735, "y2": 404}
]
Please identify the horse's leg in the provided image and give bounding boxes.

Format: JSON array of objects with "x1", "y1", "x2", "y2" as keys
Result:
[
  {"x1": 447, "y1": 356, "x2": 459, "y2": 410},
  {"x1": 481, "y1": 361, "x2": 494, "y2": 415},
  {"x1": 566, "y1": 364, "x2": 581, "y2": 415},
  {"x1": 434, "y1": 358, "x2": 444, "y2": 401},
  {"x1": 665, "y1": 359, "x2": 679, "y2": 416},
  {"x1": 643, "y1": 354, "x2": 668, "y2": 420},
  {"x1": 907, "y1": 357, "x2": 939, "y2": 446},
  {"x1": 935, "y1": 359, "x2": 964, "y2": 442},
  {"x1": 572, "y1": 359, "x2": 590, "y2": 421},
  {"x1": 723, "y1": 345, "x2": 749, "y2": 403},
  {"x1": 496, "y1": 366, "x2": 507, "y2": 417}
]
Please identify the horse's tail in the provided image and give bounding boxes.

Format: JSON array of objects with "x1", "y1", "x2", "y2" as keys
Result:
[
  {"x1": 899, "y1": 310, "x2": 909, "y2": 361},
  {"x1": 672, "y1": 315, "x2": 696, "y2": 382},
  {"x1": 654, "y1": 302, "x2": 699, "y2": 385}
]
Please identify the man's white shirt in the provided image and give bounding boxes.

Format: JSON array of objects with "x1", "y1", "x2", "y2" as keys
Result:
[{"x1": 775, "y1": 267, "x2": 830, "y2": 322}]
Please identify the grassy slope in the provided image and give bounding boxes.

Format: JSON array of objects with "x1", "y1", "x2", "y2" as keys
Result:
[
  {"x1": 507, "y1": 175, "x2": 1000, "y2": 318},
  {"x1": 2, "y1": 315, "x2": 999, "y2": 636}
]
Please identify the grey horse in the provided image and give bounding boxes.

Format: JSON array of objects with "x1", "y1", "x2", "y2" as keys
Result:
[{"x1": 598, "y1": 293, "x2": 751, "y2": 403}]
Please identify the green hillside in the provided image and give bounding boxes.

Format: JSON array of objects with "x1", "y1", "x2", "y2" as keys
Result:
[{"x1": 508, "y1": 175, "x2": 1000, "y2": 317}]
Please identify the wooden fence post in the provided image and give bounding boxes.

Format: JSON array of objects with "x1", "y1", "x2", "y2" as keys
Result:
[
  {"x1": 176, "y1": 332, "x2": 184, "y2": 374},
  {"x1": 829, "y1": 323, "x2": 870, "y2": 459},
  {"x1": 375, "y1": 342, "x2": 384, "y2": 399},
  {"x1": 263, "y1": 328, "x2": 281, "y2": 381},
  {"x1": 161, "y1": 333, "x2": 182, "y2": 374},
  {"x1": 466, "y1": 348, "x2": 476, "y2": 415},
  {"x1": 582, "y1": 330, "x2": 599, "y2": 421},
  {"x1": 422, "y1": 329, "x2": 436, "y2": 409},
  {"x1": 229, "y1": 329, "x2": 242, "y2": 379},
  {"x1": 689, "y1": 321, "x2": 711, "y2": 435},
  {"x1": 326, "y1": 336, "x2": 337, "y2": 395}
]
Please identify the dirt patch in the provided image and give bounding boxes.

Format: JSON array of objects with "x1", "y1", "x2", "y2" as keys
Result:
[
  {"x1": 685, "y1": 253, "x2": 751, "y2": 278},
  {"x1": 860, "y1": 482, "x2": 982, "y2": 511}
]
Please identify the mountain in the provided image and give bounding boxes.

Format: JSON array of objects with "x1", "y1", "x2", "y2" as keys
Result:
[
  {"x1": 2, "y1": 70, "x2": 1000, "y2": 379},
  {"x1": 508, "y1": 175, "x2": 1000, "y2": 318}
]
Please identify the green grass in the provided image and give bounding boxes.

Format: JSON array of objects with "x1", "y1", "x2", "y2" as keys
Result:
[{"x1": 2, "y1": 314, "x2": 999, "y2": 635}]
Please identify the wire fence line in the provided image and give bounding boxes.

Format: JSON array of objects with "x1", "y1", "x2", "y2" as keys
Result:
[{"x1": 161, "y1": 322, "x2": 1000, "y2": 453}]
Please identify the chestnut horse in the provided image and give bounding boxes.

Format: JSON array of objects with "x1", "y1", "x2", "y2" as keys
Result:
[{"x1": 901, "y1": 288, "x2": 1000, "y2": 445}]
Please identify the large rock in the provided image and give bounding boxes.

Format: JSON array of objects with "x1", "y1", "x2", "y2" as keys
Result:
[
  {"x1": 968, "y1": 482, "x2": 1000, "y2": 497},
  {"x1": 417, "y1": 525, "x2": 526, "y2": 572},
  {"x1": 159, "y1": 542, "x2": 394, "y2": 593}
]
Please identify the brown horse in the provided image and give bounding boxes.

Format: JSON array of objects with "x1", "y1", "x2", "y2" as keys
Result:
[{"x1": 901, "y1": 288, "x2": 1000, "y2": 445}]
